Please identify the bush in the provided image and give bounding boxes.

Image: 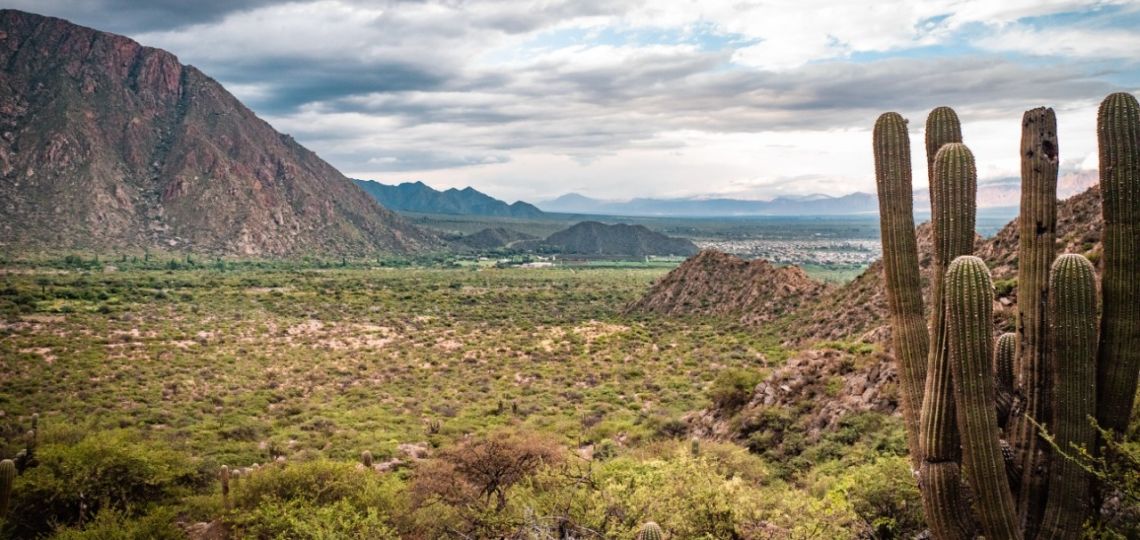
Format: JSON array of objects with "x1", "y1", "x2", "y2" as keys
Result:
[
  {"x1": 827, "y1": 455, "x2": 924, "y2": 539},
  {"x1": 3, "y1": 430, "x2": 203, "y2": 538},
  {"x1": 709, "y1": 368, "x2": 762, "y2": 411},
  {"x1": 49, "y1": 507, "x2": 185, "y2": 540}
]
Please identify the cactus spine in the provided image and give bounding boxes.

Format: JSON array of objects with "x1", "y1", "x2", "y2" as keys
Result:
[
  {"x1": 1038, "y1": 254, "x2": 1098, "y2": 539},
  {"x1": 1096, "y1": 92, "x2": 1140, "y2": 435},
  {"x1": 917, "y1": 140, "x2": 976, "y2": 540},
  {"x1": 872, "y1": 112, "x2": 928, "y2": 469},
  {"x1": 636, "y1": 521, "x2": 663, "y2": 540},
  {"x1": 0, "y1": 459, "x2": 13, "y2": 517},
  {"x1": 946, "y1": 256, "x2": 1021, "y2": 539}
]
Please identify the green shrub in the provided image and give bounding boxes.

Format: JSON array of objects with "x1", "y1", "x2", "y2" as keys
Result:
[
  {"x1": 827, "y1": 455, "x2": 923, "y2": 539},
  {"x1": 50, "y1": 507, "x2": 185, "y2": 540},
  {"x1": 4, "y1": 430, "x2": 203, "y2": 538},
  {"x1": 709, "y1": 368, "x2": 762, "y2": 411}
]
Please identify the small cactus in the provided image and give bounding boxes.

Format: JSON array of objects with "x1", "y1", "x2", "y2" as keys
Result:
[
  {"x1": 994, "y1": 333, "x2": 1016, "y2": 429},
  {"x1": 219, "y1": 465, "x2": 230, "y2": 499},
  {"x1": 0, "y1": 459, "x2": 14, "y2": 517},
  {"x1": 636, "y1": 521, "x2": 663, "y2": 540},
  {"x1": 689, "y1": 437, "x2": 700, "y2": 457},
  {"x1": 362, "y1": 450, "x2": 374, "y2": 468}
]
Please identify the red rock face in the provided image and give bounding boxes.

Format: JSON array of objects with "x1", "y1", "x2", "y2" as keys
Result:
[{"x1": 0, "y1": 9, "x2": 439, "y2": 255}]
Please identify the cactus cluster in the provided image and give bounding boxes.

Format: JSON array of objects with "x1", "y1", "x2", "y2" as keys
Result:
[{"x1": 873, "y1": 92, "x2": 1140, "y2": 538}]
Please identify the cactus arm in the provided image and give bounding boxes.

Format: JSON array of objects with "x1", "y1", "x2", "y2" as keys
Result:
[
  {"x1": 1096, "y1": 92, "x2": 1140, "y2": 435},
  {"x1": 918, "y1": 140, "x2": 977, "y2": 540},
  {"x1": 1038, "y1": 255, "x2": 1098, "y2": 540},
  {"x1": 873, "y1": 112, "x2": 929, "y2": 470},
  {"x1": 1008, "y1": 107, "x2": 1059, "y2": 535},
  {"x1": 947, "y1": 256, "x2": 1022, "y2": 540},
  {"x1": 995, "y1": 333, "x2": 1016, "y2": 430}
]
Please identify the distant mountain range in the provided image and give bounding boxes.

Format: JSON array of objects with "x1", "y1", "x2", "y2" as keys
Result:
[
  {"x1": 354, "y1": 180, "x2": 545, "y2": 218},
  {"x1": 538, "y1": 192, "x2": 879, "y2": 216},
  {"x1": 0, "y1": 10, "x2": 438, "y2": 256}
]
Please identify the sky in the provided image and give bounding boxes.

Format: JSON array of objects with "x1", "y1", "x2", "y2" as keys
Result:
[{"x1": 11, "y1": 0, "x2": 1140, "y2": 203}]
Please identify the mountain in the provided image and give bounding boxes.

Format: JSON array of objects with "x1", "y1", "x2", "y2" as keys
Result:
[
  {"x1": 0, "y1": 10, "x2": 438, "y2": 256},
  {"x1": 453, "y1": 227, "x2": 538, "y2": 250},
  {"x1": 542, "y1": 221, "x2": 699, "y2": 257},
  {"x1": 537, "y1": 192, "x2": 879, "y2": 216},
  {"x1": 354, "y1": 180, "x2": 545, "y2": 218},
  {"x1": 627, "y1": 249, "x2": 832, "y2": 325}
]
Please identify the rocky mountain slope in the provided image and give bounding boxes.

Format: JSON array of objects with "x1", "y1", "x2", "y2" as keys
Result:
[
  {"x1": 0, "y1": 9, "x2": 438, "y2": 256},
  {"x1": 790, "y1": 185, "x2": 1102, "y2": 347},
  {"x1": 627, "y1": 249, "x2": 831, "y2": 325},
  {"x1": 354, "y1": 180, "x2": 545, "y2": 219},
  {"x1": 543, "y1": 221, "x2": 699, "y2": 257}
]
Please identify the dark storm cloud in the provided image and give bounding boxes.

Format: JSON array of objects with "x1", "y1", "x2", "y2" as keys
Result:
[{"x1": 5, "y1": 0, "x2": 280, "y2": 32}]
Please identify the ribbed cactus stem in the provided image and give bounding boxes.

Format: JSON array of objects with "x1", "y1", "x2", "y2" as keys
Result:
[
  {"x1": 925, "y1": 106, "x2": 963, "y2": 186},
  {"x1": 946, "y1": 256, "x2": 1021, "y2": 539},
  {"x1": 0, "y1": 459, "x2": 13, "y2": 517},
  {"x1": 1096, "y1": 92, "x2": 1140, "y2": 435},
  {"x1": 1010, "y1": 106, "x2": 1058, "y2": 535},
  {"x1": 873, "y1": 112, "x2": 928, "y2": 470},
  {"x1": 917, "y1": 140, "x2": 976, "y2": 540},
  {"x1": 362, "y1": 450, "x2": 373, "y2": 468},
  {"x1": 1039, "y1": 254, "x2": 1098, "y2": 540},
  {"x1": 995, "y1": 333, "x2": 1016, "y2": 429},
  {"x1": 637, "y1": 521, "x2": 663, "y2": 540}
]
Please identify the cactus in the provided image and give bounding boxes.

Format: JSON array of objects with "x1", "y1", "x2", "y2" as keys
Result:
[
  {"x1": 916, "y1": 140, "x2": 976, "y2": 540},
  {"x1": 925, "y1": 106, "x2": 963, "y2": 185},
  {"x1": 872, "y1": 112, "x2": 928, "y2": 468},
  {"x1": 994, "y1": 333, "x2": 1016, "y2": 429},
  {"x1": 0, "y1": 459, "x2": 13, "y2": 517},
  {"x1": 873, "y1": 97, "x2": 1140, "y2": 538},
  {"x1": 1039, "y1": 254, "x2": 1098, "y2": 539},
  {"x1": 1008, "y1": 106, "x2": 1059, "y2": 535},
  {"x1": 690, "y1": 437, "x2": 700, "y2": 457},
  {"x1": 636, "y1": 521, "x2": 663, "y2": 540},
  {"x1": 1096, "y1": 92, "x2": 1140, "y2": 435},
  {"x1": 362, "y1": 450, "x2": 374, "y2": 468},
  {"x1": 220, "y1": 465, "x2": 230, "y2": 499},
  {"x1": 945, "y1": 256, "x2": 1020, "y2": 539}
]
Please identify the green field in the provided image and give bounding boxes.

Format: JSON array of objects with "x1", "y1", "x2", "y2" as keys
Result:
[{"x1": 0, "y1": 260, "x2": 922, "y2": 539}]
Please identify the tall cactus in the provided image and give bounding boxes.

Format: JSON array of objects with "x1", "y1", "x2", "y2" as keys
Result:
[
  {"x1": 1039, "y1": 254, "x2": 1098, "y2": 540},
  {"x1": 1009, "y1": 106, "x2": 1059, "y2": 535},
  {"x1": 874, "y1": 95, "x2": 1140, "y2": 538},
  {"x1": 0, "y1": 459, "x2": 13, "y2": 517},
  {"x1": 917, "y1": 140, "x2": 976, "y2": 540},
  {"x1": 873, "y1": 112, "x2": 928, "y2": 469},
  {"x1": 1096, "y1": 92, "x2": 1140, "y2": 435},
  {"x1": 945, "y1": 256, "x2": 1021, "y2": 539}
]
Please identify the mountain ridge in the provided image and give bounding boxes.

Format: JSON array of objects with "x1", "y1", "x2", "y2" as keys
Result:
[
  {"x1": 0, "y1": 9, "x2": 438, "y2": 256},
  {"x1": 354, "y1": 179, "x2": 545, "y2": 218}
]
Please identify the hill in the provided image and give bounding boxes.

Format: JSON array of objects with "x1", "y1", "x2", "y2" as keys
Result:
[
  {"x1": 354, "y1": 180, "x2": 545, "y2": 219},
  {"x1": 790, "y1": 185, "x2": 1102, "y2": 347},
  {"x1": 542, "y1": 221, "x2": 699, "y2": 257},
  {"x1": 0, "y1": 10, "x2": 438, "y2": 256},
  {"x1": 627, "y1": 249, "x2": 832, "y2": 325},
  {"x1": 453, "y1": 227, "x2": 538, "y2": 250}
]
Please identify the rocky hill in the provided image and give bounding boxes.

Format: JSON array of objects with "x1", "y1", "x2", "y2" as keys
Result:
[
  {"x1": 627, "y1": 249, "x2": 831, "y2": 325},
  {"x1": 789, "y1": 185, "x2": 1102, "y2": 347},
  {"x1": 0, "y1": 10, "x2": 438, "y2": 256},
  {"x1": 354, "y1": 180, "x2": 545, "y2": 219},
  {"x1": 453, "y1": 227, "x2": 537, "y2": 250},
  {"x1": 543, "y1": 221, "x2": 699, "y2": 257}
]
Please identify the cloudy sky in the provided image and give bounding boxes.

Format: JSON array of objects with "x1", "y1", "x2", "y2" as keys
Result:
[{"x1": 13, "y1": 1, "x2": 1140, "y2": 203}]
